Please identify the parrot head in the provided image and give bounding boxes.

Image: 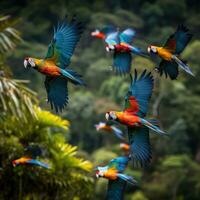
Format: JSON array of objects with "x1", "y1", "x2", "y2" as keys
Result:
[
  {"x1": 24, "y1": 57, "x2": 36, "y2": 68},
  {"x1": 105, "y1": 44, "x2": 115, "y2": 52},
  {"x1": 147, "y1": 45, "x2": 158, "y2": 54},
  {"x1": 12, "y1": 160, "x2": 19, "y2": 167},
  {"x1": 91, "y1": 29, "x2": 105, "y2": 39},
  {"x1": 95, "y1": 166, "x2": 108, "y2": 178},
  {"x1": 105, "y1": 111, "x2": 117, "y2": 121}
]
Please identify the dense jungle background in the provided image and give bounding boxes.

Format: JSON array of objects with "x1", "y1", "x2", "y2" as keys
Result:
[{"x1": 0, "y1": 0, "x2": 200, "y2": 199}]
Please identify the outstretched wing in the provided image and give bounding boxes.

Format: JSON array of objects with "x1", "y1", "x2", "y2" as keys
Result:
[
  {"x1": 108, "y1": 156, "x2": 129, "y2": 173},
  {"x1": 119, "y1": 28, "x2": 135, "y2": 44},
  {"x1": 163, "y1": 24, "x2": 193, "y2": 54},
  {"x1": 106, "y1": 179, "x2": 127, "y2": 200},
  {"x1": 105, "y1": 32, "x2": 120, "y2": 46},
  {"x1": 45, "y1": 16, "x2": 84, "y2": 68},
  {"x1": 128, "y1": 126, "x2": 152, "y2": 167},
  {"x1": 124, "y1": 70, "x2": 154, "y2": 117},
  {"x1": 44, "y1": 77, "x2": 68, "y2": 112},
  {"x1": 157, "y1": 60, "x2": 179, "y2": 80},
  {"x1": 113, "y1": 52, "x2": 132, "y2": 75}
]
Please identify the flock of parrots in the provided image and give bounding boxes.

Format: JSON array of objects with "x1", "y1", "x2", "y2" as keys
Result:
[{"x1": 13, "y1": 15, "x2": 194, "y2": 199}]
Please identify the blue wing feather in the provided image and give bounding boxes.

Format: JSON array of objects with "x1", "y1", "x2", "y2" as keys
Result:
[
  {"x1": 164, "y1": 24, "x2": 192, "y2": 54},
  {"x1": 108, "y1": 156, "x2": 129, "y2": 173},
  {"x1": 45, "y1": 16, "x2": 84, "y2": 68},
  {"x1": 106, "y1": 179, "x2": 127, "y2": 200},
  {"x1": 128, "y1": 126, "x2": 152, "y2": 167},
  {"x1": 105, "y1": 32, "x2": 120, "y2": 45},
  {"x1": 45, "y1": 77, "x2": 68, "y2": 112},
  {"x1": 126, "y1": 70, "x2": 154, "y2": 117},
  {"x1": 119, "y1": 28, "x2": 135, "y2": 44},
  {"x1": 113, "y1": 52, "x2": 132, "y2": 75},
  {"x1": 158, "y1": 60, "x2": 179, "y2": 80}
]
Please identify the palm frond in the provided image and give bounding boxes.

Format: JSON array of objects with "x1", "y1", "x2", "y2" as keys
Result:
[
  {"x1": 0, "y1": 77, "x2": 37, "y2": 120},
  {"x1": 0, "y1": 15, "x2": 22, "y2": 54}
]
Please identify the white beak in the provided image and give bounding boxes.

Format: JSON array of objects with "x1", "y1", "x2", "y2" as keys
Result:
[
  {"x1": 147, "y1": 47, "x2": 151, "y2": 53},
  {"x1": 106, "y1": 46, "x2": 110, "y2": 52},
  {"x1": 96, "y1": 173, "x2": 99, "y2": 178},
  {"x1": 24, "y1": 60, "x2": 28, "y2": 68}
]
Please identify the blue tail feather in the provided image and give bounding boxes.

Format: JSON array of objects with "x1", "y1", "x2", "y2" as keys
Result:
[{"x1": 60, "y1": 69, "x2": 86, "y2": 86}]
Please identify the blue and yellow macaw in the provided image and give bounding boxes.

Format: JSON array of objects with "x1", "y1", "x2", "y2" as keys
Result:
[
  {"x1": 148, "y1": 24, "x2": 194, "y2": 79},
  {"x1": 106, "y1": 70, "x2": 168, "y2": 167},
  {"x1": 24, "y1": 16, "x2": 85, "y2": 112},
  {"x1": 12, "y1": 145, "x2": 49, "y2": 169},
  {"x1": 96, "y1": 156, "x2": 136, "y2": 200},
  {"x1": 95, "y1": 121, "x2": 124, "y2": 140},
  {"x1": 92, "y1": 27, "x2": 147, "y2": 75}
]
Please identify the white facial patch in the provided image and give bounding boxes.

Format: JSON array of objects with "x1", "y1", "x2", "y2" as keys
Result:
[
  {"x1": 28, "y1": 58, "x2": 35, "y2": 67},
  {"x1": 151, "y1": 46, "x2": 157, "y2": 53},
  {"x1": 110, "y1": 111, "x2": 117, "y2": 120}
]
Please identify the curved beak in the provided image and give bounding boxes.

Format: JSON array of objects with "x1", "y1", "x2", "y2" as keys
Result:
[
  {"x1": 147, "y1": 47, "x2": 151, "y2": 53},
  {"x1": 24, "y1": 59, "x2": 28, "y2": 68}
]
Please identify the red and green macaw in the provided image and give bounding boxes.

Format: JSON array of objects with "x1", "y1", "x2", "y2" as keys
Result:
[
  {"x1": 95, "y1": 121, "x2": 124, "y2": 140},
  {"x1": 105, "y1": 70, "x2": 168, "y2": 167},
  {"x1": 12, "y1": 145, "x2": 49, "y2": 169},
  {"x1": 24, "y1": 16, "x2": 85, "y2": 112},
  {"x1": 148, "y1": 24, "x2": 194, "y2": 79},
  {"x1": 96, "y1": 156, "x2": 136, "y2": 199},
  {"x1": 91, "y1": 26, "x2": 147, "y2": 75}
]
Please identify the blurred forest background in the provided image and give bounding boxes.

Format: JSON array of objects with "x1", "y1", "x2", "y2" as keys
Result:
[{"x1": 0, "y1": 0, "x2": 200, "y2": 199}]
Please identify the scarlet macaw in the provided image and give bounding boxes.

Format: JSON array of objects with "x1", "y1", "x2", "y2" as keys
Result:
[
  {"x1": 12, "y1": 157, "x2": 49, "y2": 169},
  {"x1": 96, "y1": 156, "x2": 136, "y2": 199},
  {"x1": 92, "y1": 27, "x2": 147, "y2": 75},
  {"x1": 95, "y1": 121, "x2": 124, "y2": 140},
  {"x1": 148, "y1": 24, "x2": 194, "y2": 79},
  {"x1": 12, "y1": 145, "x2": 49, "y2": 169},
  {"x1": 105, "y1": 70, "x2": 168, "y2": 167},
  {"x1": 24, "y1": 16, "x2": 85, "y2": 112}
]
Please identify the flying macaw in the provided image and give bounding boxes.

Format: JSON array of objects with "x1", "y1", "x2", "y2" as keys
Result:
[
  {"x1": 96, "y1": 156, "x2": 136, "y2": 200},
  {"x1": 148, "y1": 24, "x2": 194, "y2": 80},
  {"x1": 12, "y1": 145, "x2": 49, "y2": 169},
  {"x1": 24, "y1": 16, "x2": 85, "y2": 112},
  {"x1": 92, "y1": 27, "x2": 147, "y2": 75},
  {"x1": 95, "y1": 121, "x2": 124, "y2": 140},
  {"x1": 105, "y1": 70, "x2": 168, "y2": 167},
  {"x1": 12, "y1": 157, "x2": 49, "y2": 169}
]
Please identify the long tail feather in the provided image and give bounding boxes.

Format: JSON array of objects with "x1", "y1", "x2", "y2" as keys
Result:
[
  {"x1": 140, "y1": 118, "x2": 167, "y2": 136},
  {"x1": 172, "y1": 55, "x2": 194, "y2": 76},
  {"x1": 60, "y1": 69, "x2": 86, "y2": 85},
  {"x1": 117, "y1": 173, "x2": 137, "y2": 185}
]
